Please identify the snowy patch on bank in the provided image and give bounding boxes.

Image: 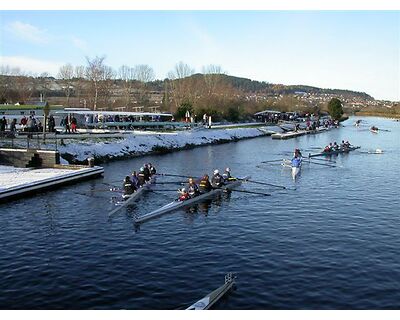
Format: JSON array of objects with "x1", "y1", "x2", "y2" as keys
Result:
[{"x1": 59, "y1": 126, "x2": 277, "y2": 162}]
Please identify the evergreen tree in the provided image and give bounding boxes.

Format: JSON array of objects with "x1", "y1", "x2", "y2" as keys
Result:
[{"x1": 327, "y1": 98, "x2": 344, "y2": 120}]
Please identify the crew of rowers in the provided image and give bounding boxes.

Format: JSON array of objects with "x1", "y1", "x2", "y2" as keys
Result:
[
  {"x1": 123, "y1": 163, "x2": 157, "y2": 197},
  {"x1": 177, "y1": 168, "x2": 236, "y2": 201},
  {"x1": 323, "y1": 140, "x2": 352, "y2": 152}
]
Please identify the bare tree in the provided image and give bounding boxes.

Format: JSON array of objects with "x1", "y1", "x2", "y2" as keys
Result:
[
  {"x1": 58, "y1": 63, "x2": 74, "y2": 106},
  {"x1": 167, "y1": 61, "x2": 195, "y2": 110},
  {"x1": 74, "y1": 65, "x2": 85, "y2": 107},
  {"x1": 202, "y1": 64, "x2": 225, "y2": 96},
  {"x1": 119, "y1": 65, "x2": 135, "y2": 108},
  {"x1": 98, "y1": 65, "x2": 115, "y2": 109},
  {"x1": 85, "y1": 56, "x2": 106, "y2": 110},
  {"x1": 132, "y1": 64, "x2": 155, "y2": 83}
]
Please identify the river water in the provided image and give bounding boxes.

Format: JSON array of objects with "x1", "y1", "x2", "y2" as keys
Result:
[{"x1": 0, "y1": 116, "x2": 399, "y2": 309}]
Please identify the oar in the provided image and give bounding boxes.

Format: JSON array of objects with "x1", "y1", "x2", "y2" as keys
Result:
[
  {"x1": 307, "y1": 160, "x2": 336, "y2": 168},
  {"x1": 229, "y1": 188, "x2": 271, "y2": 196},
  {"x1": 261, "y1": 159, "x2": 284, "y2": 163},
  {"x1": 239, "y1": 178, "x2": 294, "y2": 190},
  {"x1": 379, "y1": 129, "x2": 391, "y2": 132},
  {"x1": 156, "y1": 173, "x2": 194, "y2": 179},
  {"x1": 155, "y1": 181, "x2": 186, "y2": 185},
  {"x1": 309, "y1": 157, "x2": 336, "y2": 163}
]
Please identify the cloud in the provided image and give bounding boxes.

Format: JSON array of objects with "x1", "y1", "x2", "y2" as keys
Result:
[
  {"x1": 6, "y1": 21, "x2": 50, "y2": 44},
  {"x1": 0, "y1": 56, "x2": 63, "y2": 76},
  {"x1": 70, "y1": 36, "x2": 88, "y2": 51}
]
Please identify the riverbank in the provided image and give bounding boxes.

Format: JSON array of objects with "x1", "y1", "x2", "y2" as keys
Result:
[
  {"x1": 354, "y1": 111, "x2": 400, "y2": 119},
  {"x1": 59, "y1": 126, "x2": 278, "y2": 164}
]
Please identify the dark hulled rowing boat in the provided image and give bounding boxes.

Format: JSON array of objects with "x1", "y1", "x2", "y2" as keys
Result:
[{"x1": 308, "y1": 146, "x2": 360, "y2": 158}]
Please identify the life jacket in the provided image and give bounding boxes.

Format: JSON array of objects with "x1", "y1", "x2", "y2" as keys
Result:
[
  {"x1": 199, "y1": 178, "x2": 212, "y2": 193},
  {"x1": 123, "y1": 182, "x2": 135, "y2": 195}
]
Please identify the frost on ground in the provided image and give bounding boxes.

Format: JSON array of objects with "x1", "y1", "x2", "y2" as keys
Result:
[
  {"x1": 59, "y1": 127, "x2": 277, "y2": 162},
  {"x1": 0, "y1": 166, "x2": 78, "y2": 190}
]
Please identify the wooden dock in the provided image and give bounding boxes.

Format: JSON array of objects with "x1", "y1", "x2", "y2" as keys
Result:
[{"x1": 0, "y1": 165, "x2": 104, "y2": 203}]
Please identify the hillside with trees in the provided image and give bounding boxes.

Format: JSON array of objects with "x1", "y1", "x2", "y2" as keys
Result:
[{"x1": 1, "y1": 57, "x2": 395, "y2": 122}]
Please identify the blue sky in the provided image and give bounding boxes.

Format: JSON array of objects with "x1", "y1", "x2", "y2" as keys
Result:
[{"x1": 0, "y1": 11, "x2": 399, "y2": 101}]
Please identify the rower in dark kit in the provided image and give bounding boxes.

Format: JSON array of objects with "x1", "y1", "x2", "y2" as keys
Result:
[
  {"x1": 137, "y1": 167, "x2": 146, "y2": 187},
  {"x1": 131, "y1": 170, "x2": 139, "y2": 189},
  {"x1": 123, "y1": 176, "x2": 136, "y2": 198},
  {"x1": 143, "y1": 164, "x2": 151, "y2": 182},
  {"x1": 148, "y1": 163, "x2": 156, "y2": 175},
  {"x1": 199, "y1": 174, "x2": 212, "y2": 194},
  {"x1": 186, "y1": 177, "x2": 200, "y2": 198},
  {"x1": 211, "y1": 169, "x2": 224, "y2": 188}
]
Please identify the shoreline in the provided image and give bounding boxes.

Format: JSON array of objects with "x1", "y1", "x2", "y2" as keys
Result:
[{"x1": 60, "y1": 126, "x2": 277, "y2": 165}]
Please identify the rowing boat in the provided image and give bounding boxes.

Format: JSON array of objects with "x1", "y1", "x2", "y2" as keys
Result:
[
  {"x1": 291, "y1": 165, "x2": 301, "y2": 179},
  {"x1": 370, "y1": 128, "x2": 379, "y2": 133},
  {"x1": 135, "y1": 176, "x2": 250, "y2": 224},
  {"x1": 109, "y1": 175, "x2": 156, "y2": 216},
  {"x1": 308, "y1": 146, "x2": 360, "y2": 158},
  {"x1": 186, "y1": 273, "x2": 236, "y2": 310}
]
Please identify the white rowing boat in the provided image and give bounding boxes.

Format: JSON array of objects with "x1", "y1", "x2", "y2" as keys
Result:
[
  {"x1": 109, "y1": 175, "x2": 156, "y2": 216},
  {"x1": 291, "y1": 165, "x2": 301, "y2": 179},
  {"x1": 135, "y1": 176, "x2": 250, "y2": 224},
  {"x1": 186, "y1": 273, "x2": 236, "y2": 310}
]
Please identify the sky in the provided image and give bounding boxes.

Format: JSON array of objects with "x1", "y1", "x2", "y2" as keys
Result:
[{"x1": 0, "y1": 10, "x2": 399, "y2": 101}]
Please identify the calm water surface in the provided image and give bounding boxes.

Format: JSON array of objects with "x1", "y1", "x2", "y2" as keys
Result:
[{"x1": 0, "y1": 117, "x2": 399, "y2": 309}]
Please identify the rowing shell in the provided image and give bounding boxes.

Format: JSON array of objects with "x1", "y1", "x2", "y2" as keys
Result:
[
  {"x1": 109, "y1": 176, "x2": 156, "y2": 216},
  {"x1": 308, "y1": 146, "x2": 360, "y2": 158},
  {"x1": 135, "y1": 176, "x2": 250, "y2": 224},
  {"x1": 291, "y1": 166, "x2": 301, "y2": 179},
  {"x1": 186, "y1": 273, "x2": 236, "y2": 310}
]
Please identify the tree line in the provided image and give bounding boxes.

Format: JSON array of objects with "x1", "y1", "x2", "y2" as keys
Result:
[{"x1": 0, "y1": 56, "x2": 374, "y2": 122}]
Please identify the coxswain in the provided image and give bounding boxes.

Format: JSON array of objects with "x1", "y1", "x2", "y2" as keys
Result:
[
  {"x1": 211, "y1": 169, "x2": 224, "y2": 188},
  {"x1": 198, "y1": 174, "x2": 212, "y2": 194},
  {"x1": 137, "y1": 167, "x2": 146, "y2": 187},
  {"x1": 143, "y1": 164, "x2": 151, "y2": 181},
  {"x1": 222, "y1": 167, "x2": 234, "y2": 181},
  {"x1": 123, "y1": 176, "x2": 135, "y2": 198},
  {"x1": 148, "y1": 163, "x2": 156, "y2": 175},
  {"x1": 177, "y1": 188, "x2": 190, "y2": 202},
  {"x1": 186, "y1": 177, "x2": 200, "y2": 198},
  {"x1": 131, "y1": 170, "x2": 139, "y2": 189}
]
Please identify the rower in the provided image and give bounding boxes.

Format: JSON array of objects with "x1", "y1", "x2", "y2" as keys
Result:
[
  {"x1": 333, "y1": 142, "x2": 339, "y2": 150},
  {"x1": 123, "y1": 176, "x2": 136, "y2": 197},
  {"x1": 324, "y1": 145, "x2": 330, "y2": 152},
  {"x1": 211, "y1": 169, "x2": 224, "y2": 188},
  {"x1": 340, "y1": 140, "x2": 346, "y2": 149},
  {"x1": 199, "y1": 174, "x2": 212, "y2": 194},
  {"x1": 131, "y1": 170, "x2": 139, "y2": 189},
  {"x1": 222, "y1": 167, "x2": 233, "y2": 181},
  {"x1": 148, "y1": 163, "x2": 156, "y2": 175},
  {"x1": 137, "y1": 167, "x2": 146, "y2": 187},
  {"x1": 291, "y1": 155, "x2": 302, "y2": 168},
  {"x1": 143, "y1": 164, "x2": 151, "y2": 181},
  {"x1": 177, "y1": 188, "x2": 190, "y2": 202},
  {"x1": 186, "y1": 177, "x2": 200, "y2": 198},
  {"x1": 294, "y1": 148, "x2": 302, "y2": 158}
]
